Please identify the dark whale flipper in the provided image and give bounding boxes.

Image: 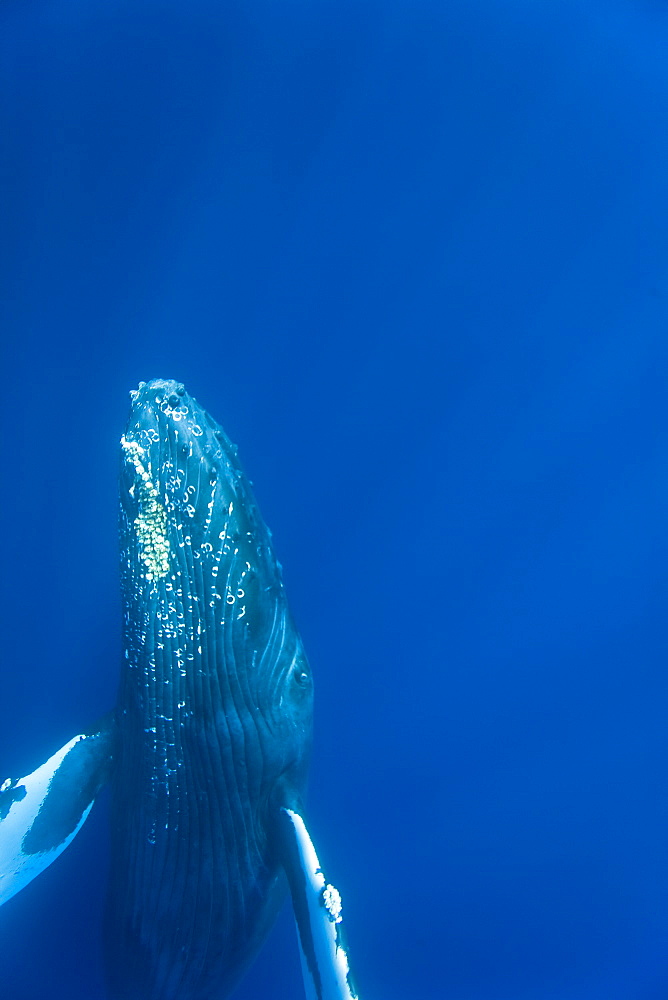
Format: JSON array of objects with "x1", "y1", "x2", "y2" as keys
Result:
[
  {"x1": 276, "y1": 807, "x2": 359, "y2": 1000},
  {"x1": 0, "y1": 715, "x2": 115, "y2": 906}
]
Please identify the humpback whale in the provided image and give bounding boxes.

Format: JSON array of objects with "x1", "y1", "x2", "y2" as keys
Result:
[{"x1": 0, "y1": 379, "x2": 358, "y2": 1000}]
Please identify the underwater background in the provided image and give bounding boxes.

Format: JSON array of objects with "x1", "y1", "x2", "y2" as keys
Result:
[{"x1": 1, "y1": 1, "x2": 666, "y2": 998}]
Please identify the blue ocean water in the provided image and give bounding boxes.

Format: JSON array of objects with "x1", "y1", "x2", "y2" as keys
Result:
[{"x1": 1, "y1": 1, "x2": 666, "y2": 998}]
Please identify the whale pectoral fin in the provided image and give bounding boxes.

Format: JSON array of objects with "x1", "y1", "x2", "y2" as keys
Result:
[
  {"x1": 276, "y1": 806, "x2": 359, "y2": 1000},
  {"x1": 0, "y1": 714, "x2": 115, "y2": 907}
]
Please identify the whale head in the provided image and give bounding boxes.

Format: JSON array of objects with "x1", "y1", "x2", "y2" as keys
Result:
[{"x1": 118, "y1": 377, "x2": 312, "y2": 801}]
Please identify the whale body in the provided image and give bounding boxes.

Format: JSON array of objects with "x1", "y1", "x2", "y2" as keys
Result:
[{"x1": 0, "y1": 379, "x2": 358, "y2": 1000}]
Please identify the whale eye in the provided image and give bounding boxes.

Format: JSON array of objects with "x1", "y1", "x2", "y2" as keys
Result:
[{"x1": 293, "y1": 665, "x2": 310, "y2": 688}]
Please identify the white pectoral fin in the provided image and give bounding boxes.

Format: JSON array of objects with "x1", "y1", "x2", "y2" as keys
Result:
[
  {"x1": 0, "y1": 715, "x2": 115, "y2": 906},
  {"x1": 277, "y1": 806, "x2": 359, "y2": 1000}
]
